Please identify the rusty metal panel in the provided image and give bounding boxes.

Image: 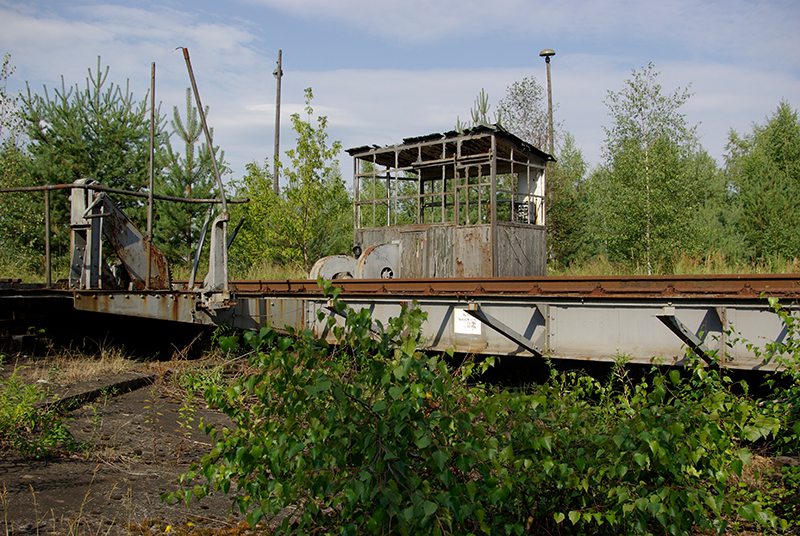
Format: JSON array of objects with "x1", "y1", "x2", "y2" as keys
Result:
[
  {"x1": 496, "y1": 223, "x2": 546, "y2": 277},
  {"x1": 224, "y1": 297, "x2": 306, "y2": 331},
  {"x1": 454, "y1": 226, "x2": 491, "y2": 278},
  {"x1": 73, "y1": 292, "x2": 197, "y2": 323},
  {"x1": 222, "y1": 274, "x2": 800, "y2": 300},
  {"x1": 355, "y1": 228, "x2": 399, "y2": 250},
  {"x1": 98, "y1": 197, "x2": 171, "y2": 290}
]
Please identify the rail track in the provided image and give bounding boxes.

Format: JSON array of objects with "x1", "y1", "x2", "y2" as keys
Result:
[{"x1": 3, "y1": 274, "x2": 798, "y2": 371}]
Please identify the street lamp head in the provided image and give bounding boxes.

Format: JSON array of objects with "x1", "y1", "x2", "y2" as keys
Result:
[{"x1": 539, "y1": 49, "x2": 555, "y2": 62}]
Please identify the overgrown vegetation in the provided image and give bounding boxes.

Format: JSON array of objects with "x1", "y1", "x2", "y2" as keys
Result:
[
  {"x1": 0, "y1": 355, "x2": 73, "y2": 458},
  {"x1": 3, "y1": 52, "x2": 799, "y2": 280},
  {"x1": 164, "y1": 282, "x2": 800, "y2": 535}
]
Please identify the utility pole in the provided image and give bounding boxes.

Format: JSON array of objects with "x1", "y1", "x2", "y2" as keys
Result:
[
  {"x1": 273, "y1": 50, "x2": 283, "y2": 194},
  {"x1": 539, "y1": 48, "x2": 555, "y2": 156}
]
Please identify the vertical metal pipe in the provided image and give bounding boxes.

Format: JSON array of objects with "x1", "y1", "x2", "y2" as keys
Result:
[
  {"x1": 490, "y1": 134, "x2": 498, "y2": 277},
  {"x1": 44, "y1": 188, "x2": 51, "y2": 288},
  {"x1": 146, "y1": 61, "x2": 155, "y2": 290},
  {"x1": 181, "y1": 47, "x2": 228, "y2": 215},
  {"x1": 273, "y1": 50, "x2": 283, "y2": 194},
  {"x1": 546, "y1": 58, "x2": 553, "y2": 155},
  {"x1": 539, "y1": 49, "x2": 556, "y2": 156},
  {"x1": 353, "y1": 156, "x2": 359, "y2": 234}
]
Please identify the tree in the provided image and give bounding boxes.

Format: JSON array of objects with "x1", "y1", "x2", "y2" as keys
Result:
[
  {"x1": 0, "y1": 53, "x2": 21, "y2": 145},
  {"x1": 0, "y1": 53, "x2": 41, "y2": 272},
  {"x1": 546, "y1": 133, "x2": 595, "y2": 267},
  {"x1": 20, "y1": 56, "x2": 167, "y2": 251},
  {"x1": 230, "y1": 161, "x2": 278, "y2": 269},
  {"x1": 235, "y1": 88, "x2": 352, "y2": 273},
  {"x1": 156, "y1": 88, "x2": 226, "y2": 265},
  {"x1": 455, "y1": 88, "x2": 497, "y2": 131},
  {"x1": 726, "y1": 101, "x2": 800, "y2": 260},
  {"x1": 496, "y1": 76, "x2": 559, "y2": 152},
  {"x1": 591, "y1": 63, "x2": 713, "y2": 272}
]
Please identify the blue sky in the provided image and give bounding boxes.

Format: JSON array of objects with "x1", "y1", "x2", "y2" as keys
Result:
[{"x1": 1, "y1": 0, "x2": 799, "y2": 186}]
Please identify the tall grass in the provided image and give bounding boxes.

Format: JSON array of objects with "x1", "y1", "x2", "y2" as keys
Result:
[
  {"x1": 548, "y1": 253, "x2": 800, "y2": 277},
  {"x1": 0, "y1": 246, "x2": 42, "y2": 282},
  {"x1": 231, "y1": 260, "x2": 308, "y2": 280}
]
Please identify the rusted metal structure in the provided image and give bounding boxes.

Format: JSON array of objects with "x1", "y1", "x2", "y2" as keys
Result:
[
  {"x1": 312, "y1": 125, "x2": 552, "y2": 280},
  {"x1": 1, "y1": 128, "x2": 799, "y2": 372},
  {"x1": 2, "y1": 274, "x2": 798, "y2": 371}
]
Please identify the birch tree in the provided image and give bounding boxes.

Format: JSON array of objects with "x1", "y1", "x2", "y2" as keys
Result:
[{"x1": 593, "y1": 63, "x2": 710, "y2": 272}]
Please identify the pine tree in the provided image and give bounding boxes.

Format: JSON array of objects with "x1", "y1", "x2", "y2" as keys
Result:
[
  {"x1": 156, "y1": 88, "x2": 225, "y2": 265},
  {"x1": 19, "y1": 57, "x2": 167, "y2": 258}
]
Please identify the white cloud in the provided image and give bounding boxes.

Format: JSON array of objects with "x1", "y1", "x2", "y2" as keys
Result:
[
  {"x1": 1, "y1": 0, "x2": 798, "y2": 187},
  {"x1": 244, "y1": 0, "x2": 800, "y2": 71}
]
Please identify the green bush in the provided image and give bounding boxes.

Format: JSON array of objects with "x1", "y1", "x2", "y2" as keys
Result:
[
  {"x1": 170, "y1": 281, "x2": 786, "y2": 535},
  {"x1": 749, "y1": 297, "x2": 800, "y2": 454}
]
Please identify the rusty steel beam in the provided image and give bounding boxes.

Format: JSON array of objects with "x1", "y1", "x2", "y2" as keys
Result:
[
  {"x1": 211, "y1": 274, "x2": 800, "y2": 300},
  {"x1": 5, "y1": 274, "x2": 800, "y2": 371}
]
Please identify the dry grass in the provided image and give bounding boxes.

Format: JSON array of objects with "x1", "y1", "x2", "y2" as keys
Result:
[
  {"x1": 22, "y1": 346, "x2": 141, "y2": 385},
  {"x1": 728, "y1": 453, "x2": 782, "y2": 491}
]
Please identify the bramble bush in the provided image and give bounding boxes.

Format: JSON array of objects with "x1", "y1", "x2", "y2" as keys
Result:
[{"x1": 169, "y1": 280, "x2": 788, "y2": 534}]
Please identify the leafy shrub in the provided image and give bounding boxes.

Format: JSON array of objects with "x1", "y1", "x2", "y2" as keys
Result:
[
  {"x1": 171, "y1": 281, "x2": 784, "y2": 535},
  {"x1": 749, "y1": 297, "x2": 800, "y2": 454}
]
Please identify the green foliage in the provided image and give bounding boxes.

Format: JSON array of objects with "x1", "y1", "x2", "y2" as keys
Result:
[
  {"x1": 745, "y1": 297, "x2": 800, "y2": 454},
  {"x1": 19, "y1": 56, "x2": 168, "y2": 259},
  {"x1": 0, "y1": 144, "x2": 42, "y2": 273},
  {"x1": 157, "y1": 88, "x2": 227, "y2": 265},
  {"x1": 726, "y1": 100, "x2": 800, "y2": 260},
  {"x1": 233, "y1": 88, "x2": 352, "y2": 273},
  {"x1": 0, "y1": 54, "x2": 43, "y2": 274},
  {"x1": 589, "y1": 63, "x2": 722, "y2": 273},
  {"x1": 1, "y1": 52, "x2": 21, "y2": 143},
  {"x1": 170, "y1": 282, "x2": 784, "y2": 535},
  {"x1": 0, "y1": 358, "x2": 74, "y2": 458},
  {"x1": 496, "y1": 76, "x2": 556, "y2": 151},
  {"x1": 547, "y1": 133, "x2": 596, "y2": 267}
]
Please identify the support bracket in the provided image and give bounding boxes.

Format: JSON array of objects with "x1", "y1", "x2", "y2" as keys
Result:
[
  {"x1": 464, "y1": 302, "x2": 545, "y2": 357},
  {"x1": 656, "y1": 307, "x2": 713, "y2": 365}
]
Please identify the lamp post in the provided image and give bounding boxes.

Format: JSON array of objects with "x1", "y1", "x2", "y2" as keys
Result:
[
  {"x1": 539, "y1": 48, "x2": 555, "y2": 156},
  {"x1": 273, "y1": 50, "x2": 283, "y2": 194}
]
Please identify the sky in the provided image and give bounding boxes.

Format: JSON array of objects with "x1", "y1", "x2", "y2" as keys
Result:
[{"x1": 1, "y1": 0, "x2": 799, "y2": 187}]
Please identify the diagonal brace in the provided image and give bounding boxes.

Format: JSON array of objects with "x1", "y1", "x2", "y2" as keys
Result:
[
  {"x1": 464, "y1": 303, "x2": 544, "y2": 357},
  {"x1": 656, "y1": 307, "x2": 713, "y2": 365}
]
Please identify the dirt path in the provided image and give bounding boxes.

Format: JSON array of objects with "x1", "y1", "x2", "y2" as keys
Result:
[{"x1": 1, "y1": 370, "x2": 248, "y2": 535}]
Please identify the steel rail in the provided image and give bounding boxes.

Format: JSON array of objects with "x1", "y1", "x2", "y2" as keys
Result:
[
  {"x1": 5, "y1": 274, "x2": 799, "y2": 301},
  {"x1": 217, "y1": 274, "x2": 800, "y2": 300}
]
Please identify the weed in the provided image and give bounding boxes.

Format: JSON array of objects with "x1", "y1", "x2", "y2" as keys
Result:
[
  {"x1": 175, "y1": 378, "x2": 197, "y2": 464},
  {"x1": 0, "y1": 357, "x2": 74, "y2": 458},
  {"x1": 143, "y1": 389, "x2": 163, "y2": 462}
]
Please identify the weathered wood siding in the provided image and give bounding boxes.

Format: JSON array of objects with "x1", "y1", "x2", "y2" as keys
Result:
[{"x1": 497, "y1": 223, "x2": 547, "y2": 277}]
